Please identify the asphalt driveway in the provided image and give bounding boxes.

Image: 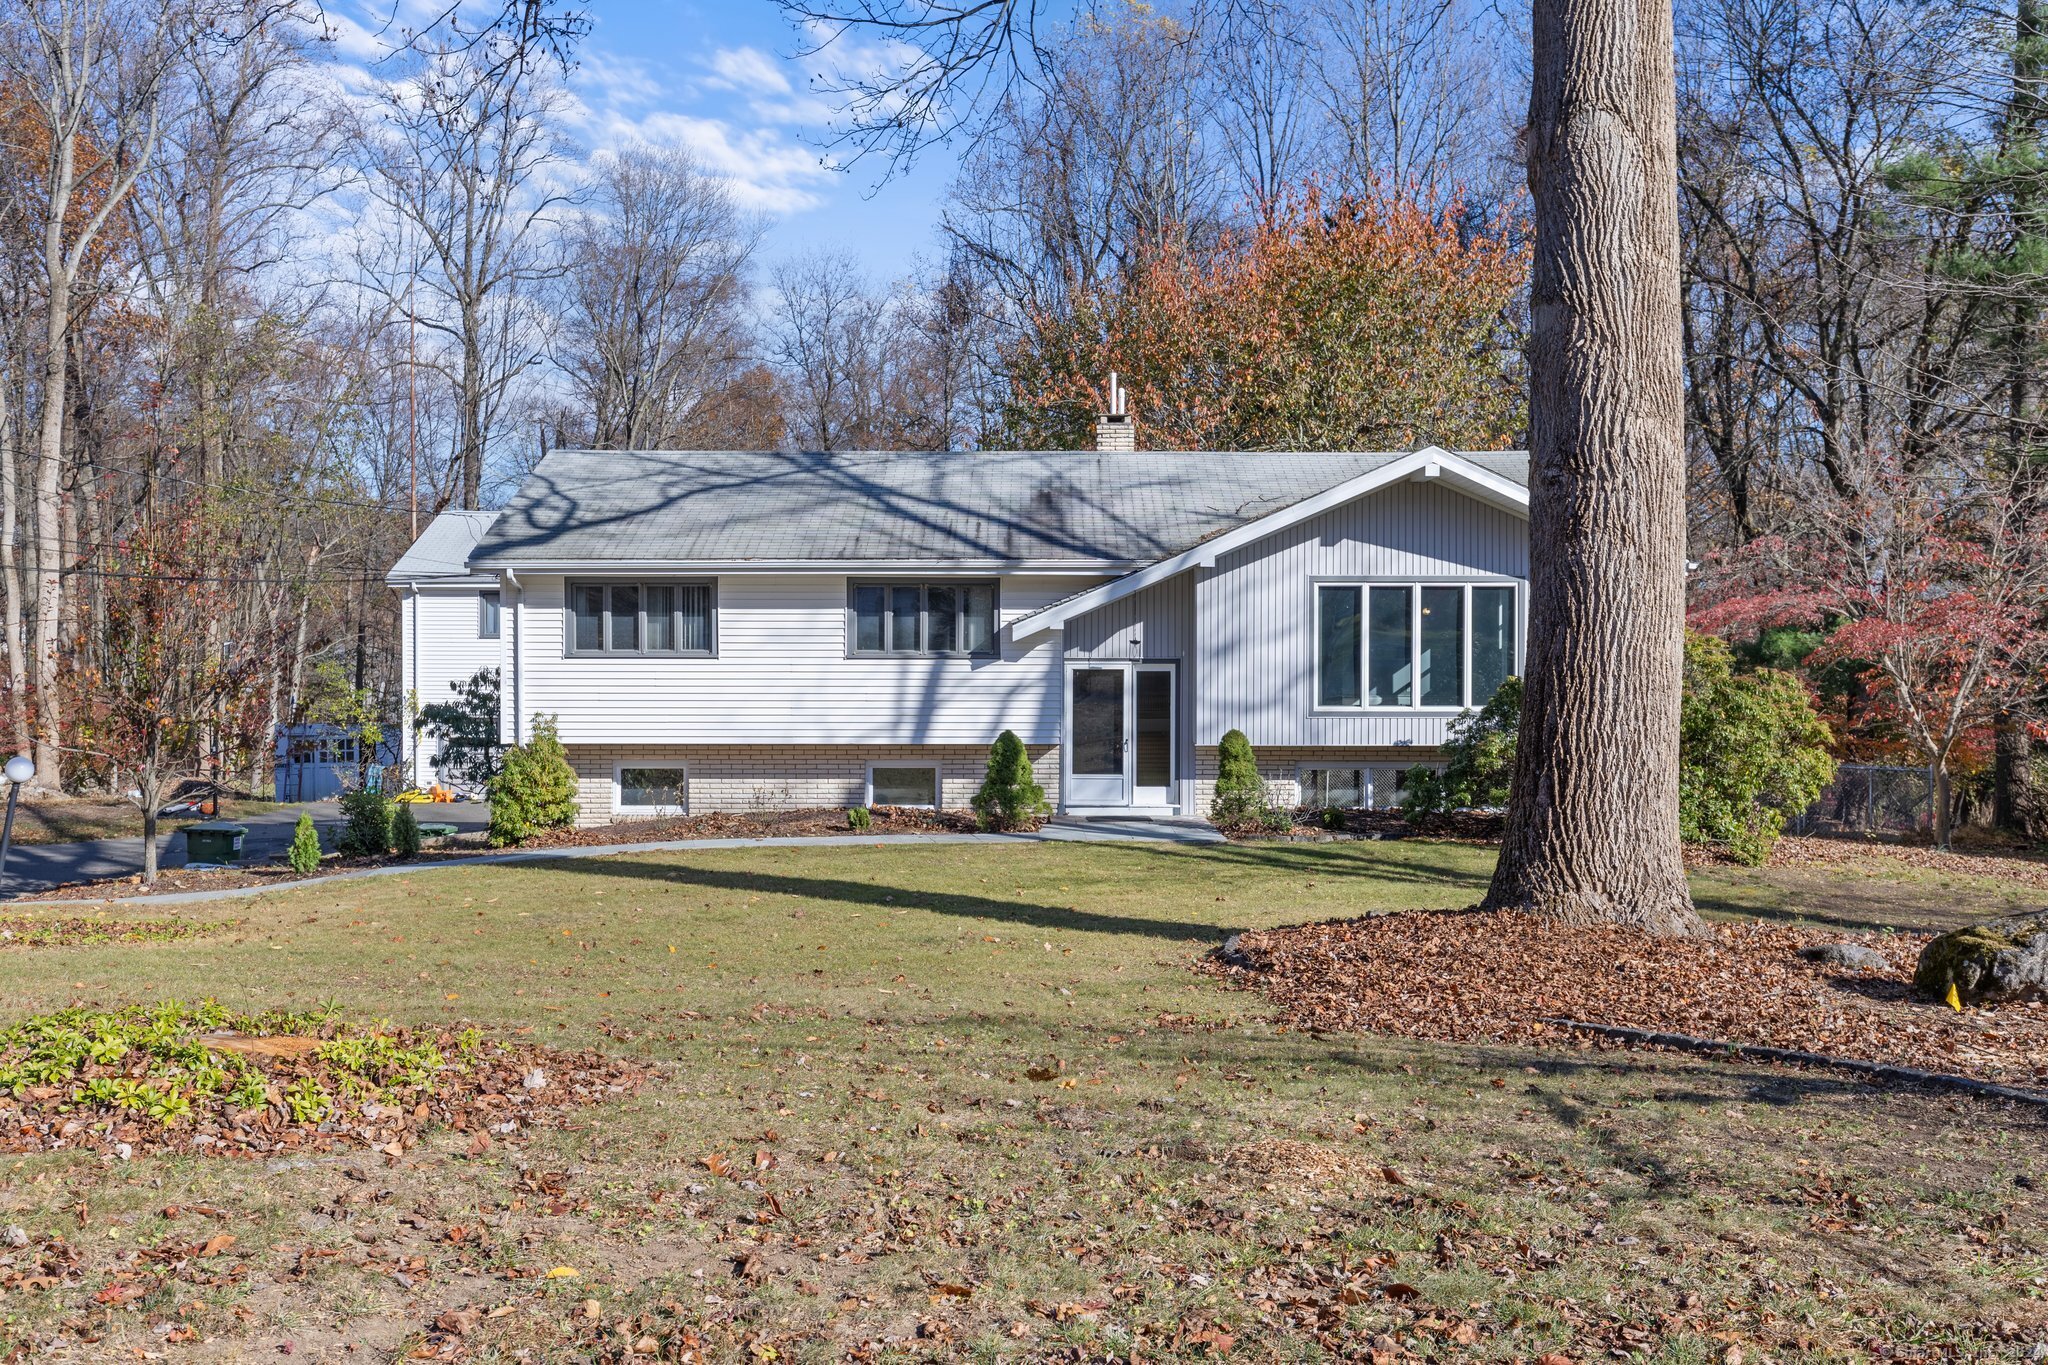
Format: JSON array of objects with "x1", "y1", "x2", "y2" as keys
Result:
[{"x1": 0, "y1": 801, "x2": 491, "y2": 897}]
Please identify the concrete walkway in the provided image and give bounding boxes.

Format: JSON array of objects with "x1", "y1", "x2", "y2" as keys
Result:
[
  {"x1": 3, "y1": 817, "x2": 1225, "y2": 909},
  {"x1": 0, "y1": 801, "x2": 490, "y2": 899}
]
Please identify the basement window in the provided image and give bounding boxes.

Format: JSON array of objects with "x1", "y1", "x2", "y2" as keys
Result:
[
  {"x1": 868, "y1": 765, "x2": 939, "y2": 808},
  {"x1": 615, "y1": 764, "x2": 687, "y2": 815}
]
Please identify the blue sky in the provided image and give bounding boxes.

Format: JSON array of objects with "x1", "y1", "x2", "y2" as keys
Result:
[{"x1": 320, "y1": 0, "x2": 963, "y2": 284}]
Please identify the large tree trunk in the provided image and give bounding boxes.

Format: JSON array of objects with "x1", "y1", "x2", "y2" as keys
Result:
[{"x1": 1482, "y1": 0, "x2": 1702, "y2": 935}]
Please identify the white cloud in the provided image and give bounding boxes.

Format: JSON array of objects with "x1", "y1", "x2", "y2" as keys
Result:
[
  {"x1": 560, "y1": 46, "x2": 838, "y2": 216},
  {"x1": 706, "y1": 46, "x2": 793, "y2": 98},
  {"x1": 583, "y1": 110, "x2": 833, "y2": 214}
]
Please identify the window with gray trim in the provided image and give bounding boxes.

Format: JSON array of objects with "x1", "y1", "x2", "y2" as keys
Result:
[
  {"x1": 849, "y1": 581, "x2": 997, "y2": 656},
  {"x1": 1315, "y1": 582, "x2": 1518, "y2": 710},
  {"x1": 478, "y1": 591, "x2": 500, "y2": 640},
  {"x1": 568, "y1": 580, "x2": 714, "y2": 655}
]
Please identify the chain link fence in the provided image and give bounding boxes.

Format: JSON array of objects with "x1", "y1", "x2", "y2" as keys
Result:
[{"x1": 1788, "y1": 763, "x2": 1935, "y2": 837}]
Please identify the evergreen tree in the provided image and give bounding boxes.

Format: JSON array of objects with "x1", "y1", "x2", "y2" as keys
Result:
[
  {"x1": 488, "y1": 717, "x2": 580, "y2": 846},
  {"x1": 971, "y1": 730, "x2": 1049, "y2": 830}
]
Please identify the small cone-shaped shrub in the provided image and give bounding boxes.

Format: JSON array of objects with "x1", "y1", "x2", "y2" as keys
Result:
[
  {"x1": 1209, "y1": 729, "x2": 1268, "y2": 829},
  {"x1": 488, "y1": 716, "x2": 579, "y2": 846},
  {"x1": 391, "y1": 804, "x2": 423, "y2": 858},
  {"x1": 286, "y1": 811, "x2": 322, "y2": 874},
  {"x1": 972, "y1": 730, "x2": 1050, "y2": 831},
  {"x1": 336, "y1": 788, "x2": 393, "y2": 856}
]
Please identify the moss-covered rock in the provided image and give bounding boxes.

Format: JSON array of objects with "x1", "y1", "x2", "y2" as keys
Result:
[{"x1": 1913, "y1": 911, "x2": 2048, "y2": 1006}]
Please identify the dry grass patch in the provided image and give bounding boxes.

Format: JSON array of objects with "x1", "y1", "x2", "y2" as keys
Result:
[{"x1": 0, "y1": 841, "x2": 2041, "y2": 1362}]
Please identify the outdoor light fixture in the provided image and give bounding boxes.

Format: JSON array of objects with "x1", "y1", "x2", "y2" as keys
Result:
[{"x1": 0, "y1": 754, "x2": 33, "y2": 884}]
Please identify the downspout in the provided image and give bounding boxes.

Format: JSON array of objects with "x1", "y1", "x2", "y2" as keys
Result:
[
  {"x1": 503, "y1": 569, "x2": 522, "y2": 746},
  {"x1": 407, "y1": 584, "x2": 419, "y2": 786}
]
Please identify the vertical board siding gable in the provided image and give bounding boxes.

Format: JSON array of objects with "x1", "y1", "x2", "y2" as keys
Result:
[
  {"x1": 1064, "y1": 571, "x2": 1199, "y2": 796},
  {"x1": 1195, "y1": 481, "x2": 1528, "y2": 747}
]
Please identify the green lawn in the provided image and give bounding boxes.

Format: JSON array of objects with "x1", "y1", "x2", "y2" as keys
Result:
[{"x1": 0, "y1": 839, "x2": 2041, "y2": 1361}]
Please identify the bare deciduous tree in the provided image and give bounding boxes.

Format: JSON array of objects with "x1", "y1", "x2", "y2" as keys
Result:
[
  {"x1": 941, "y1": 3, "x2": 1225, "y2": 320},
  {"x1": 359, "y1": 33, "x2": 573, "y2": 508},
  {"x1": 554, "y1": 147, "x2": 761, "y2": 451},
  {"x1": 0, "y1": 0, "x2": 194, "y2": 791}
]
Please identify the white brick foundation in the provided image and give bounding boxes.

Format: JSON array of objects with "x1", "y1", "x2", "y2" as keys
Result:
[
  {"x1": 565, "y1": 744, "x2": 1060, "y2": 825},
  {"x1": 1192, "y1": 745, "x2": 1445, "y2": 817}
]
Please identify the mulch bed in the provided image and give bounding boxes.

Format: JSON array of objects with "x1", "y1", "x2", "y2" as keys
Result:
[
  {"x1": 14, "y1": 806, "x2": 1008, "y2": 903},
  {"x1": 1202, "y1": 909, "x2": 2048, "y2": 1091},
  {"x1": 505, "y1": 804, "x2": 992, "y2": 849},
  {"x1": 1225, "y1": 809, "x2": 1506, "y2": 843},
  {"x1": 0, "y1": 1007, "x2": 650, "y2": 1160}
]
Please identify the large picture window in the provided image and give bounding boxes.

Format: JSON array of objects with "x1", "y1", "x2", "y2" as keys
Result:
[
  {"x1": 1315, "y1": 582, "x2": 1518, "y2": 711},
  {"x1": 568, "y1": 580, "x2": 714, "y2": 656},
  {"x1": 850, "y1": 581, "x2": 998, "y2": 656}
]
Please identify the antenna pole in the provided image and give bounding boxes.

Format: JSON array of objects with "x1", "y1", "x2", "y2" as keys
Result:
[{"x1": 408, "y1": 162, "x2": 421, "y2": 540}]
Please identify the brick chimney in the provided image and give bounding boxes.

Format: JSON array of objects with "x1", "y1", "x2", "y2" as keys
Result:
[{"x1": 1094, "y1": 372, "x2": 1136, "y2": 452}]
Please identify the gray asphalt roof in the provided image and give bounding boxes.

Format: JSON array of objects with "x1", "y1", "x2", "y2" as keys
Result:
[
  {"x1": 467, "y1": 448, "x2": 1530, "y2": 569},
  {"x1": 385, "y1": 510, "x2": 500, "y2": 584}
]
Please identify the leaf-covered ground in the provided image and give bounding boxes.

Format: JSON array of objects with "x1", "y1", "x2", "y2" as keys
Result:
[
  {"x1": 0, "y1": 1002, "x2": 648, "y2": 1160},
  {"x1": 1204, "y1": 909, "x2": 2048, "y2": 1088},
  {"x1": 0, "y1": 838, "x2": 2041, "y2": 1362},
  {"x1": 0, "y1": 912, "x2": 226, "y2": 948}
]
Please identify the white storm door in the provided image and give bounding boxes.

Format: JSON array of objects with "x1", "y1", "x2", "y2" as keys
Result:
[
  {"x1": 1132, "y1": 665, "x2": 1176, "y2": 807},
  {"x1": 1066, "y1": 665, "x2": 1130, "y2": 806}
]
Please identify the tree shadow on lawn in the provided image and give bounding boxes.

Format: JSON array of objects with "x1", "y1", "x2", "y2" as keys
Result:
[
  {"x1": 1688, "y1": 878, "x2": 1969, "y2": 937},
  {"x1": 541, "y1": 856, "x2": 1232, "y2": 944},
  {"x1": 1116, "y1": 838, "x2": 1497, "y2": 894}
]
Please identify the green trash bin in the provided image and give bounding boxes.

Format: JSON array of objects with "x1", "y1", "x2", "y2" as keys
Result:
[{"x1": 183, "y1": 822, "x2": 247, "y2": 865}]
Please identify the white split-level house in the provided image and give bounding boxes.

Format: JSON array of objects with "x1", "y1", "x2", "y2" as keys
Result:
[{"x1": 387, "y1": 423, "x2": 1529, "y2": 826}]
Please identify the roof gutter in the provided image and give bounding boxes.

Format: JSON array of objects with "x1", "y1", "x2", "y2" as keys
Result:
[
  {"x1": 464, "y1": 558, "x2": 1143, "y2": 576},
  {"x1": 1010, "y1": 446, "x2": 1530, "y2": 641}
]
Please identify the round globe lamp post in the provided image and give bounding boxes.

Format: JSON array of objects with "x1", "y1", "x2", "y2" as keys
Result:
[{"x1": 0, "y1": 754, "x2": 32, "y2": 883}]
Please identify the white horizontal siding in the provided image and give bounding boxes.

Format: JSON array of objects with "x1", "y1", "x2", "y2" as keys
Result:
[
  {"x1": 1196, "y1": 481, "x2": 1528, "y2": 747},
  {"x1": 509, "y1": 573, "x2": 1101, "y2": 746},
  {"x1": 402, "y1": 585, "x2": 503, "y2": 780}
]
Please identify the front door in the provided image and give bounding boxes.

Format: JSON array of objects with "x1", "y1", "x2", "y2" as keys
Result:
[{"x1": 1065, "y1": 663, "x2": 1178, "y2": 809}]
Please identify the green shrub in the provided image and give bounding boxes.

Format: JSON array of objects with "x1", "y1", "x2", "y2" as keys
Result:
[
  {"x1": 1680, "y1": 631, "x2": 1836, "y2": 865},
  {"x1": 336, "y1": 788, "x2": 392, "y2": 856},
  {"x1": 1210, "y1": 729, "x2": 1270, "y2": 829},
  {"x1": 972, "y1": 730, "x2": 1050, "y2": 831},
  {"x1": 391, "y1": 804, "x2": 422, "y2": 858},
  {"x1": 847, "y1": 805, "x2": 872, "y2": 830},
  {"x1": 487, "y1": 716, "x2": 579, "y2": 846},
  {"x1": 1419, "y1": 643, "x2": 1833, "y2": 863},
  {"x1": 286, "y1": 811, "x2": 322, "y2": 874},
  {"x1": 1402, "y1": 676, "x2": 1521, "y2": 816}
]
